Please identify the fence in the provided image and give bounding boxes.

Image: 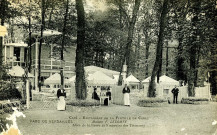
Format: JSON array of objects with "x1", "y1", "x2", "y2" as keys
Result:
[
  {"x1": 195, "y1": 84, "x2": 211, "y2": 99},
  {"x1": 143, "y1": 83, "x2": 211, "y2": 102},
  {"x1": 112, "y1": 86, "x2": 124, "y2": 105}
]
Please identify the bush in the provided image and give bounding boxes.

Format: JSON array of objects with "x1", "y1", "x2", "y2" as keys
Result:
[
  {"x1": 67, "y1": 100, "x2": 100, "y2": 107},
  {"x1": 137, "y1": 98, "x2": 168, "y2": 107},
  {"x1": 181, "y1": 97, "x2": 209, "y2": 104},
  {"x1": 0, "y1": 82, "x2": 22, "y2": 100}
]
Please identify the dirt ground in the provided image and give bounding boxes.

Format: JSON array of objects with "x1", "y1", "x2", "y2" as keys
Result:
[{"x1": 8, "y1": 101, "x2": 216, "y2": 135}]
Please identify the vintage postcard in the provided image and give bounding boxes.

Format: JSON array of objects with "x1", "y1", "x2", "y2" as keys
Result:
[{"x1": 0, "y1": 0, "x2": 216, "y2": 135}]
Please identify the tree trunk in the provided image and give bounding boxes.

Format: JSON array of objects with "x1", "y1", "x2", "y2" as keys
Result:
[
  {"x1": 0, "y1": 0, "x2": 6, "y2": 72},
  {"x1": 38, "y1": 0, "x2": 46, "y2": 92},
  {"x1": 28, "y1": 8, "x2": 32, "y2": 72},
  {"x1": 188, "y1": 0, "x2": 201, "y2": 97},
  {"x1": 118, "y1": 0, "x2": 141, "y2": 85},
  {"x1": 177, "y1": 35, "x2": 186, "y2": 81},
  {"x1": 176, "y1": 0, "x2": 190, "y2": 82},
  {"x1": 0, "y1": 37, "x2": 2, "y2": 71},
  {"x1": 60, "y1": 0, "x2": 69, "y2": 87},
  {"x1": 0, "y1": 0, "x2": 5, "y2": 26},
  {"x1": 145, "y1": 42, "x2": 150, "y2": 78},
  {"x1": 75, "y1": 0, "x2": 87, "y2": 99},
  {"x1": 148, "y1": 0, "x2": 169, "y2": 97}
]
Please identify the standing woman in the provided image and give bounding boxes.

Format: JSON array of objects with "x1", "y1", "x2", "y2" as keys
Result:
[
  {"x1": 123, "y1": 84, "x2": 130, "y2": 106},
  {"x1": 57, "y1": 85, "x2": 66, "y2": 111}
]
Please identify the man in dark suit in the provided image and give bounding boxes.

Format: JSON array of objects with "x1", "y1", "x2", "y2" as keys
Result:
[{"x1": 171, "y1": 85, "x2": 179, "y2": 104}]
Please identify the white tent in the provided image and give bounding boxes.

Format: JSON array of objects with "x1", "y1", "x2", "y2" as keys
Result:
[
  {"x1": 126, "y1": 75, "x2": 140, "y2": 83},
  {"x1": 142, "y1": 75, "x2": 180, "y2": 99},
  {"x1": 142, "y1": 75, "x2": 179, "y2": 85},
  {"x1": 84, "y1": 66, "x2": 119, "y2": 78},
  {"x1": 44, "y1": 73, "x2": 70, "y2": 84},
  {"x1": 125, "y1": 74, "x2": 140, "y2": 90},
  {"x1": 69, "y1": 75, "x2": 76, "y2": 82},
  {"x1": 8, "y1": 65, "x2": 34, "y2": 77},
  {"x1": 87, "y1": 71, "x2": 117, "y2": 86}
]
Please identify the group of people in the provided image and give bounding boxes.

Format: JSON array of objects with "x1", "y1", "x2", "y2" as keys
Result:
[
  {"x1": 92, "y1": 84, "x2": 131, "y2": 106},
  {"x1": 56, "y1": 84, "x2": 179, "y2": 111},
  {"x1": 92, "y1": 87, "x2": 112, "y2": 106}
]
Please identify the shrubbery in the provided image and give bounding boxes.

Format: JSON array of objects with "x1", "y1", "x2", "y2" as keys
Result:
[
  {"x1": 0, "y1": 81, "x2": 22, "y2": 100},
  {"x1": 137, "y1": 98, "x2": 168, "y2": 107},
  {"x1": 67, "y1": 100, "x2": 100, "y2": 106},
  {"x1": 181, "y1": 97, "x2": 209, "y2": 104}
]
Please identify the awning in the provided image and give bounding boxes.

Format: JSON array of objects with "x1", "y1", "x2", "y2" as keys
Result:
[
  {"x1": 8, "y1": 65, "x2": 34, "y2": 77},
  {"x1": 44, "y1": 73, "x2": 70, "y2": 85}
]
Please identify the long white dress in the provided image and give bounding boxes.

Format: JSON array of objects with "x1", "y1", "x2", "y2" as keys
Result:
[
  {"x1": 57, "y1": 96, "x2": 66, "y2": 111},
  {"x1": 124, "y1": 93, "x2": 130, "y2": 106},
  {"x1": 123, "y1": 87, "x2": 130, "y2": 106}
]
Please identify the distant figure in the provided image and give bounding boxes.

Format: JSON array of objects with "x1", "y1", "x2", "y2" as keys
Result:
[
  {"x1": 92, "y1": 88, "x2": 100, "y2": 100},
  {"x1": 171, "y1": 85, "x2": 179, "y2": 104},
  {"x1": 123, "y1": 84, "x2": 130, "y2": 106},
  {"x1": 104, "y1": 87, "x2": 111, "y2": 106},
  {"x1": 57, "y1": 85, "x2": 66, "y2": 111}
]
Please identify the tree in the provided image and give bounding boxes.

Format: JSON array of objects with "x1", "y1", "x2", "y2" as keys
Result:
[
  {"x1": 75, "y1": 0, "x2": 87, "y2": 99},
  {"x1": 37, "y1": 0, "x2": 46, "y2": 92},
  {"x1": 117, "y1": 0, "x2": 141, "y2": 85},
  {"x1": 0, "y1": 0, "x2": 19, "y2": 77},
  {"x1": 60, "y1": 0, "x2": 69, "y2": 87},
  {"x1": 148, "y1": 0, "x2": 169, "y2": 97}
]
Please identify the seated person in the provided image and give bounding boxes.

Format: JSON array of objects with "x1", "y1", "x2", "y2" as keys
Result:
[
  {"x1": 92, "y1": 88, "x2": 100, "y2": 100},
  {"x1": 104, "y1": 87, "x2": 111, "y2": 106}
]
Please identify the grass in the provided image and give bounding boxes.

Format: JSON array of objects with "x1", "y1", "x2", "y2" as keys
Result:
[{"x1": 14, "y1": 102, "x2": 217, "y2": 135}]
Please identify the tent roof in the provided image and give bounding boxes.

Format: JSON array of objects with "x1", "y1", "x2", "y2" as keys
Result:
[
  {"x1": 87, "y1": 71, "x2": 116, "y2": 85},
  {"x1": 4, "y1": 42, "x2": 28, "y2": 47},
  {"x1": 69, "y1": 75, "x2": 76, "y2": 82},
  {"x1": 84, "y1": 66, "x2": 119, "y2": 78},
  {"x1": 8, "y1": 66, "x2": 34, "y2": 77},
  {"x1": 126, "y1": 75, "x2": 140, "y2": 83},
  {"x1": 142, "y1": 75, "x2": 179, "y2": 84},
  {"x1": 44, "y1": 73, "x2": 70, "y2": 84}
]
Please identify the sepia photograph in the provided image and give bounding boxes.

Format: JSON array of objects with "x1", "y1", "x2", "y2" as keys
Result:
[{"x1": 0, "y1": 0, "x2": 217, "y2": 134}]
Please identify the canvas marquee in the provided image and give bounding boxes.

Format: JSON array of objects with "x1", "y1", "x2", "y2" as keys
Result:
[
  {"x1": 8, "y1": 65, "x2": 34, "y2": 77},
  {"x1": 44, "y1": 73, "x2": 70, "y2": 84},
  {"x1": 142, "y1": 75, "x2": 179, "y2": 85},
  {"x1": 87, "y1": 71, "x2": 117, "y2": 86}
]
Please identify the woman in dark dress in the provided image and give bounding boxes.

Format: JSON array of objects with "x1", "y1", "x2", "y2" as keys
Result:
[
  {"x1": 92, "y1": 88, "x2": 100, "y2": 100},
  {"x1": 57, "y1": 85, "x2": 66, "y2": 111},
  {"x1": 123, "y1": 84, "x2": 130, "y2": 106}
]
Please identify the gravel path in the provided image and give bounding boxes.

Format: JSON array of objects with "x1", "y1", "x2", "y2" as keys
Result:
[{"x1": 13, "y1": 102, "x2": 217, "y2": 135}]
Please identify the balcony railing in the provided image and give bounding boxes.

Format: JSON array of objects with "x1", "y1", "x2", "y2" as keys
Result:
[
  {"x1": 4, "y1": 61, "x2": 26, "y2": 68},
  {"x1": 31, "y1": 59, "x2": 74, "y2": 71}
]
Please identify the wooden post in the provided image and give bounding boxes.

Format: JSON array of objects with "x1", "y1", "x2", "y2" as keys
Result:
[{"x1": 26, "y1": 79, "x2": 30, "y2": 109}]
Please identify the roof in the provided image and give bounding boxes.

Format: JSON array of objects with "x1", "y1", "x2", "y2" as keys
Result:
[
  {"x1": 87, "y1": 71, "x2": 117, "y2": 85},
  {"x1": 4, "y1": 42, "x2": 28, "y2": 47},
  {"x1": 44, "y1": 73, "x2": 70, "y2": 84},
  {"x1": 142, "y1": 75, "x2": 179, "y2": 84},
  {"x1": 126, "y1": 75, "x2": 140, "y2": 83},
  {"x1": 8, "y1": 66, "x2": 34, "y2": 77},
  {"x1": 69, "y1": 75, "x2": 76, "y2": 82},
  {"x1": 84, "y1": 66, "x2": 119, "y2": 78},
  {"x1": 32, "y1": 29, "x2": 62, "y2": 37}
]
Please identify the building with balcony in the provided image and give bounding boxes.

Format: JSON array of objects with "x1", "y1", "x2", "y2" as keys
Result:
[
  {"x1": 2, "y1": 40, "x2": 76, "y2": 89},
  {"x1": 2, "y1": 42, "x2": 28, "y2": 68},
  {"x1": 30, "y1": 42, "x2": 76, "y2": 89}
]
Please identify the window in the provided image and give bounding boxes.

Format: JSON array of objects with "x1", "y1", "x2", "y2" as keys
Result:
[
  {"x1": 14, "y1": 47, "x2": 20, "y2": 61},
  {"x1": 163, "y1": 89, "x2": 169, "y2": 96}
]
